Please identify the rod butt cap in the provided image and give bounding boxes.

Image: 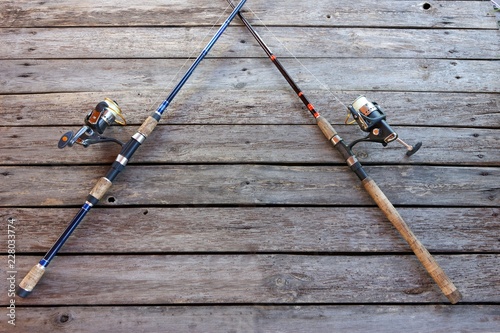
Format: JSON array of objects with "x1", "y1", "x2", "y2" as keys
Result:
[
  {"x1": 447, "y1": 289, "x2": 462, "y2": 304},
  {"x1": 16, "y1": 287, "x2": 31, "y2": 298}
]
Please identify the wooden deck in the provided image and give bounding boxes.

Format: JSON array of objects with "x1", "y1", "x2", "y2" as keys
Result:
[{"x1": 1, "y1": 0, "x2": 499, "y2": 331}]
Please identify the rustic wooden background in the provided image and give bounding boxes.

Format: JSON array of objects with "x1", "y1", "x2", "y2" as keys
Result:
[{"x1": 1, "y1": 0, "x2": 499, "y2": 331}]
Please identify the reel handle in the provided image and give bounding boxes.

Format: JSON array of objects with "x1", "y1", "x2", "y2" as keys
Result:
[
  {"x1": 397, "y1": 138, "x2": 422, "y2": 156},
  {"x1": 58, "y1": 126, "x2": 93, "y2": 149},
  {"x1": 58, "y1": 131, "x2": 74, "y2": 149}
]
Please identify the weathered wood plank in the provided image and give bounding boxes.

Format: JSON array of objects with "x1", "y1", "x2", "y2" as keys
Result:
[
  {"x1": 0, "y1": 0, "x2": 495, "y2": 29},
  {"x1": 1, "y1": 207, "x2": 497, "y2": 253},
  {"x1": 1, "y1": 91, "x2": 497, "y2": 127},
  {"x1": 1, "y1": 126, "x2": 498, "y2": 166},
  {"x1": 0, "y1": 0, "x2": 497, "y2": 329},
  {"x1": 3, "y1": 254, "x2": 498, "y2": 304},
  {"x1": 2, "y1": 58, "x2": 497, "y2": 94},
  {"x1": 11, "y1": 305, "x2": 500, "y2": 333},
  {"x1": 0, "y1": 165, "x2": 497, "y2": 207},
  {"x1": 2, "y1": 27, "x2": 498, "y2": 59}
]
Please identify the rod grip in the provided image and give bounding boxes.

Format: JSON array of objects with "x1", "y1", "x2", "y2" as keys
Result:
[
  {"x1": 138, "y1": 116, "x2": 159, "y2": 138},
  {"x1": 17, "y1": 263, "x2": 46, "y2": 298},
  {"x1": 362, "y1": 177, "x2": 461, "y2": 304},
  {"x1": 316, "y1": 116, "x2": 337, "y2": 141},
  {"x1": 89, "y1": 177, "x2": 112, "y2": 200}
]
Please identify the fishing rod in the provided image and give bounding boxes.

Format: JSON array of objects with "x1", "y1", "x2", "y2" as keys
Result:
[
  {"x1": 17, "y1": 0, "x2": 247, "y2": 298},
  {"x1": 229, "y1": 1, "x2": 461, "y2": 304}
]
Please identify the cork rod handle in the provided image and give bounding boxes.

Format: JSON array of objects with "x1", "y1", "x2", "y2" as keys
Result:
[
  {"x1": 362, "y1": 177, "x2": 461, "y2": 304},
  {"x1": 17, "y1": 264, "x2": 46, "y2": 297},
  {"x1": 18, "y1": 176, "x2": 113, "y2": 298}
]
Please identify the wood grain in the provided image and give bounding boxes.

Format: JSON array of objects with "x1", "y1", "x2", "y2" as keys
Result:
[
  {"x1": 1, "y1": 58, "x2": 497, "y2": 94},
  {"x1": 0, "y1": 0, "x2": 498, "y2": 330},
  {"x1": 1, "y1": 0, "x2": 495, "y2": 28},
  {"x1": 1, "y1": 207, "x2": 498, "y2": 253},
  {"x1": 0, "y1": 165, "x2": 498, "y2": 207},
  {"x1": 1, "y1": 91, "x2": 497, "y2": 127},
  {"x1": 3, "y1": 254, "x2": 498, "y2": 305},
  {"x1": 11, "y1": 305, "x2": 500, "y2": 333},
  {"x1": 2, "y1": 27, "x2": 498, "y2": 59},
  {"x1": 2, "y1": 126, "x2": 497, "y2": 166}
]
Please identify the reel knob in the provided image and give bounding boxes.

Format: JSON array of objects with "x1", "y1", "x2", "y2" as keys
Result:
[
  {"x1": 397, "y1": 139, "x2": 422, "y2": 157},
  {"x1": 58, "y1": 131, "x2": 74, "y2": 149},
  {"x1": 407, "y1": 142, "x2": 422, "y2": 156}
]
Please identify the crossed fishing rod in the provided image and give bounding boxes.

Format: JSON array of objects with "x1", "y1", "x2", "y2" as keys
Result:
[{"x1": 18, "y1": 0, "x2": 461, "y2": 304}]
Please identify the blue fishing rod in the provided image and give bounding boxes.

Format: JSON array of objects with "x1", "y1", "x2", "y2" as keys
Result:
[{"x1": 18, "y1": 0, "x2": 247, "y2": 298}]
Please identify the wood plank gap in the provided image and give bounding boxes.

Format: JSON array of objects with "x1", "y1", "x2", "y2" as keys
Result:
[
  {"x1": 10, "y1": 302, "x2": 500, "y2": 309},
  {"x1": 9, "y1": 251, "x2": 496, "y2": 256},
  {"x1": 13, "y1": 302, "x2": 500, "y2": 308}
]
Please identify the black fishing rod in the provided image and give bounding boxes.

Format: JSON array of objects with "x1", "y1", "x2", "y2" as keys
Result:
[
  {"x1": 17, "y1": 0, "x2": 247, "y2": 298},
  {"x1": 229, "y1": 1, "x2": 461, "y2": 304}
]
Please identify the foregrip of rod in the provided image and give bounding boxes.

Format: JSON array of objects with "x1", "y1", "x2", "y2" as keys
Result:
[
  {"x1": 138, "y1": 116, "x2": 159, "y2": 137},
  {"x1": 89, "y1": 177, "x2": 113, "y2": 200},
  {"x1": 316, "y1": 116, "x2": 337, "y2": 140},
  {"x1": 17, "y1": 263, "x2": 46, "y2": 297},
  {"x1": 362, "y1": 177, "x2": 461, "y2": 304}
]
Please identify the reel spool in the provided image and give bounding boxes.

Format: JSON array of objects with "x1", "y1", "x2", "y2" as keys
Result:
[
  {"x1": 58, "y1": 98, "x2": 127, "y2": 149},
  {"x1": 347, "y1": 96, "x2": 422, "y2": 156}
]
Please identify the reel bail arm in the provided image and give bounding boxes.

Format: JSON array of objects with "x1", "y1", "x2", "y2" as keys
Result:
[
  {"x1": 347, "y1": 96, "x2": 422, "y2": 156},
  {"x1": 58, "y1": 98, "x2": 126, "y2": 149}
]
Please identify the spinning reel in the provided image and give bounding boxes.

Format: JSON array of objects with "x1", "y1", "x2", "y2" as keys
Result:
[
  {"x1": 347, "y1": 96, "x2": 422, "y2": 156},
  {"x1": 58, "y1": 98, "x2": 127, "y2": 149}
]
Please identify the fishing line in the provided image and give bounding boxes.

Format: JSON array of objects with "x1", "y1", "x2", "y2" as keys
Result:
[
  {"x1": 245, "y1": 6, "x2": 349, "y2": 111},
  {"x1": 146, "y1": 2, "x2": 234, "y2": 119}
]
